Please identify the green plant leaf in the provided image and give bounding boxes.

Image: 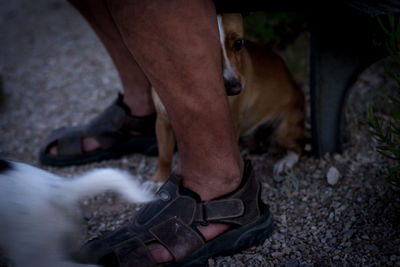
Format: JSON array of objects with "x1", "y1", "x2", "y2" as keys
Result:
[
  {"x1": 378, "y1": 15, "x2": 390, "y2": 36},
  {"x1": 369, "y1": 12, "x2": 400, "y2": 189},
  {"x1": 389, "y1": 12, "x2": 395, "y2": 29}
]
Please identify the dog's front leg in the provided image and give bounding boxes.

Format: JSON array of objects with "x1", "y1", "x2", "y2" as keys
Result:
[
  {"x1": 229, "y1": 97, "x2": 243, "y2": 140},
  {"x1": 273, "y1": 113, "x2": 304, "y2": 178},
  {"x1": 151, "y1": 115, "x2": 176, "y2": 183}
]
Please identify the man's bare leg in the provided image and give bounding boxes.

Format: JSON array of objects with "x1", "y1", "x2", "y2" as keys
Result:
[
  {"x1": 51, "y1": 0, "x2": 155, "y2": 155},
  {"x1": 107, "y1": 0, "x2": 243, "y2": 263},
  {"x1": 68, "y1": 0, "x2": 154, "y2": 115}
]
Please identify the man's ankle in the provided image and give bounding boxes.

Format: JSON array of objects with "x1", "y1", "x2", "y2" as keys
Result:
[
  {"x1": 121, "y1": 91, "x2": 155, "y2": 116},
  {"x1": 181, "y1": 158, "x2": 244, "y2": 201}
]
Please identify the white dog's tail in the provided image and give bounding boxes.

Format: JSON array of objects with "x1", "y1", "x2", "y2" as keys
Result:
[{"x1": 65, "y1": 169, "x2": 154, "y2": 204}]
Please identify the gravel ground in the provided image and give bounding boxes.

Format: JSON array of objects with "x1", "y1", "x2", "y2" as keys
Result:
[{"x1": 1, "y1": 0, "x2": 399, "y2": 266}]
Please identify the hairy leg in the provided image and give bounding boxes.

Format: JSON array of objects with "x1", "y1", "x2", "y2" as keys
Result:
[
  {"x1": 107, "y1": 0, "x2": 243, "y2": 263},
  {"x1": 50, "y1": 0, "x2": 156, "y2": 155},
  {"x1": 68, "y1": 0, "x2": 154, "y2": 116}
]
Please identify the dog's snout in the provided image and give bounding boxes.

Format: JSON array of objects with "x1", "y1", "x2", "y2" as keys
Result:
[{"x1": 224, "y1": 79, "x2": 242, "y2": 96}]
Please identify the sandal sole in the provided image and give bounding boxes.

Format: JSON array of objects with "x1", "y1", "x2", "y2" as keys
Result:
[
  {"x1": 167, "y1": 208, "x2": 274, "y2": 267},
  {"x1": 39, "y1": 136, "x2": 158, "y2": 167}
]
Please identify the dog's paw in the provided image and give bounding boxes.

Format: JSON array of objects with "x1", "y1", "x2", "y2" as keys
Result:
[{"x1": 273, "y1": 151, "x2": 299, "y2": 180}]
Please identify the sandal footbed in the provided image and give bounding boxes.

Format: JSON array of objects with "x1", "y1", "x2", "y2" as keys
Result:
[{"x1": 39, "y1": 135, "x2": 158, "y2": 166}]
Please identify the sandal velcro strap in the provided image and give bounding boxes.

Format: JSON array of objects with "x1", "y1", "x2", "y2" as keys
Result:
[
  {"x1": 195, "y1": 199, "x2": 245, "y2": 224},
  {"x1": 57, "y1": 130, "x2": 85, "y2": 156},
  {"x1": 86, "y1": 96, "x2": 156, "y2": 150},
  {"x1": 87, "y1": 104, "x2": 126, "y2": 134}
]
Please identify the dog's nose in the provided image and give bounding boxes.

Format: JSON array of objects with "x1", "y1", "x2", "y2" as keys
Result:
[{"x1": 224, "y1": 79, "x2": 242, "y2": 96}]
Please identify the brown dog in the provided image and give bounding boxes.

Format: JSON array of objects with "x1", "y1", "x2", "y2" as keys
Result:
[{"x1": 151, "y1": 13, "x2": 305, "y2": 182}]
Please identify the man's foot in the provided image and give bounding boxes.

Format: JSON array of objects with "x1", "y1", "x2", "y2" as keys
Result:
[
  {"x1": 76, "y1": 160, "x2": 273, "y2": 267},
  {"x1": 147, "y1": 223, "x2": 230, "y2": 263},
  {"x1": 39, "y1": 94, "x2": 158, "y2": 166}
]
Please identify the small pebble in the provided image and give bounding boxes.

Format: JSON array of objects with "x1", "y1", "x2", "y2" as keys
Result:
[
  {"x1": 361, "y1": 234, "x2": 370, "y2": 240},
  {"x1": 326, "y1": 166, "x2": 340, "y2": 185},
  {"x1": 271, "y1": 252, "x2": 284, "y2": 258},
  {"x1": 273, "y1": 233, "x2": 285, "y2": 241},
  {"x1": 272, "y1": 243, "x2": 281, "y2": 250},
  {"x1": 333, "y1": 255, "x2": 340, "y2": 260},
  {"x1": 283, "y1": 247, "x2": 292, "y2": 255}
]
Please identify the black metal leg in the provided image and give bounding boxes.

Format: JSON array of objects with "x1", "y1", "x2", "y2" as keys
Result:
[{"x1": 310, "y1": 17, "x2": 384, "y2": 156}]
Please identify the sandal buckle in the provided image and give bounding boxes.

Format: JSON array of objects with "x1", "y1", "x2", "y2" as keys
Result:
[
  {"x1": 199, "y1": 220, "x2": 210, "y2": 226},
  {"x1": 198, "y1": 202, "x2": 210, "y2": 226}
]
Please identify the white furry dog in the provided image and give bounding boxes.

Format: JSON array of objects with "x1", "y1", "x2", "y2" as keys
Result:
[{"x1": 0, "y1": 159, "x2": 154, "y2": 267}]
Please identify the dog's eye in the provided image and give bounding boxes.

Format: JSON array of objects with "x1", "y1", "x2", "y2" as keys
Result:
[{"x1": 233, "y1": 39, "x2": 244, "y2": 51}]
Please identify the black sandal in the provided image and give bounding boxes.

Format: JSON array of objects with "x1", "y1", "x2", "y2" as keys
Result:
[
  {"x1": 39, "y1": 94, "x2": 158, "y2": 166},
  {"x1": 76, "y1": 160, "x2": 274, "y2": 267}
]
